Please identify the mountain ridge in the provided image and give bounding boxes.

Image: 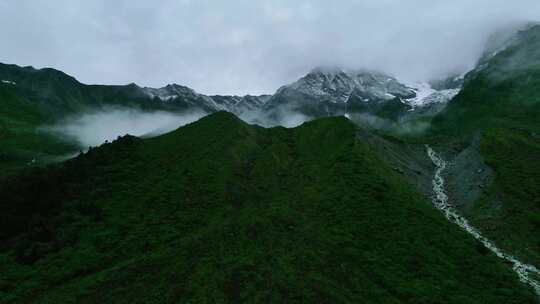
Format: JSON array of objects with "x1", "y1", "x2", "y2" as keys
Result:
[
  {"x1": 0, "y1": 62, "x2": 460, "y2": 123},
  {"x1": 0, "y1": 110, "x2": 536, "y2": 303}
]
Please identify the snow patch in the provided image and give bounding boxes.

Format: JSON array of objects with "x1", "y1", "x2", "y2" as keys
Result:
[
  {"x1": 156, "y1": 95, "x2": 178, "y2": 101},
  {"x1": 405, "y1": 82, "x2": 459, "y2": 108}
]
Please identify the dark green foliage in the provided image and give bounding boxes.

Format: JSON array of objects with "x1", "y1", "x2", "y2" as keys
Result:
[
  {"x1": 0, "y1": 63, "x2": 167, "y2": 120},
  {"x1": 464, "y1": 128, "x2": 540, "y2": 265},
  {"x1": 0, "y1": 83, "x2": 78, "y2": 178},
  {"x1": 0, "y1": 112, "x2": 535, "y2": 303}
]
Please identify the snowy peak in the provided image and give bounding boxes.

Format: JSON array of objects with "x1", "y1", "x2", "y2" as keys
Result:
[
  {"x1": 261, "y1": 67, "x2": 464, "y2": 124},
  {"x1": 284, "y1": 67, "x2": 416, "y2": 104},
  {"x1": 348, "y1": 71, "x2": 416, "y2": 101},
  {"x1": 140, "y1": 83, "x2": 271, "y2": 115},
  {"x1": 287, "y1": 68, "x2": 356, "y2": 102},
  {"x1": 140, "y1": 84, "x2": 225, "y2": 113},
  {"x1": 210, "y1": 94, "x2": 271, "y2": 116},
  {"x1": 142, "y1": 84, "x2": 200, "y2": 101}
]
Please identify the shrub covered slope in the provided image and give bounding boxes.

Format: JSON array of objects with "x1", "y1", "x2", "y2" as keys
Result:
[{"x1": 0, "y1": 112, "x2": 536, "y2": 303}]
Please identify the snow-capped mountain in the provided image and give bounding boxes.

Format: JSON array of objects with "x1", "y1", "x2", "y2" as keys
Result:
[
  {"x1": 211, "y1": 94, "x2": 272, "y2": 117},
  {"x1": 140, "y1": 83, "x2": 271, "y2": 115},
  {"x1": 259, "y1": 67, "x2": 461, "y2": 124},
  {"x1": 142, "y1": 84, "x2": 203, "y2": 102},
  {"x1": 136, "y1": 67, "x2": 464, "y2": 126},
  {"x1": 141, "y1": 84, "x2": 224, "y2": 112},
  {"x1": 273, "y1": 67, "x2": 416, "y2": 104},
  {"x1": 0, "y1": 60, "x2": 462, "y2": 128}
]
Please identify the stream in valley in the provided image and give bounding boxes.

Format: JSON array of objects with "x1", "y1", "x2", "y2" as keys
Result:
[{"x1": 426, "y1": 146, "x2": 540, "y2": 299}]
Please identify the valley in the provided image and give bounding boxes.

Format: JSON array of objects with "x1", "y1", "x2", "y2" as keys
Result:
[{"x1": 427, "y1": 146, "x2": 540, "y2": 297}]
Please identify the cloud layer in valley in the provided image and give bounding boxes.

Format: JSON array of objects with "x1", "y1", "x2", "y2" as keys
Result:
[
  {"x1": 42, "y1": 108, "x2": 205, "y2": 148},
  {"x1": 1, "y1": 0, "x2": 540, "y2": 95}
]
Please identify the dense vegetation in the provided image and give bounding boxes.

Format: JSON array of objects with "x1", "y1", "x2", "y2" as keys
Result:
[
  {"x1": 466, "y1": 128, "x2": 540, "y2": 265},
  {"x1": 0, "y1": 112, "x2": 535, "y2": 303},
  {"x1": 0, "y1": 83, "x2": 77, "y2": 178}
]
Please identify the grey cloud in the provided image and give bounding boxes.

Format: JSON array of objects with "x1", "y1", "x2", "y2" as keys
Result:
[
  {"x1": 1, "y1": 0, "x2": 539, "y2": 95},
  {"x1": 42, "y1": 107, "x2": 206, "y2": 148}
]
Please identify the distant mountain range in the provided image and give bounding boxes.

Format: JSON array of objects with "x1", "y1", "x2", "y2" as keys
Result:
[{"x1": 0, "y1": 61, "x2": 461, "y2": 127}]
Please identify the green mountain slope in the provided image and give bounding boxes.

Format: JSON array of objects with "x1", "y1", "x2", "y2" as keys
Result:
[
  {"x1": 0, "y1": 112, "x2": 535, "y2": 303},
  {"x1": 0, "y1": 63, "x2": 172, "y2": 119},
  {"x1": 0, "y1": 83, "x2": 77, "y2": 178},
  {"x1": 432, "y1": 25, "x2": 540, "y2": 136},
  {"x1": 429, "y1": 25, "x2": 540, "y2": 265}
]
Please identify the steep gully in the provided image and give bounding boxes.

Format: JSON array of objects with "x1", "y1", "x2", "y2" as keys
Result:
[{"x1": 426, "y1": 146, "x2": 540, "y2": 299}]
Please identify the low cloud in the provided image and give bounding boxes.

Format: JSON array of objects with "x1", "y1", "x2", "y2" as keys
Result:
[
  {"x1": 276, "y1": 112, "x2": 313, "y2": 128},
  {"x1": 42, "y1": 106, "x2": 313, "y2": 150},
  {"x1": 239, "y1": 108, "x2": 313, "y2": 129},
  {"x1": 349, "y1": 112, "x2": 431, "y2": 135},
  {"x1": 42, "y1": 107, "x2": 206, "y2": 148}
]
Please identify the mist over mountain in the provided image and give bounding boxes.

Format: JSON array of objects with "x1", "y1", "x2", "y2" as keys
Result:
[
  {"x1": 0, "y1": 60, "x2": 464, "y2": 150},
  {"x1": 41, "y1": 108, "x2": 206, "y2": 148},
  {"x1": 0, "y1": 22, "x2": 535, "y2": 152}
]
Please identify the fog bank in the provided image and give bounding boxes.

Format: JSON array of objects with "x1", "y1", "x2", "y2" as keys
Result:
[{"x1": 43, "y1": 108, "x2": 205, "y2": 148}]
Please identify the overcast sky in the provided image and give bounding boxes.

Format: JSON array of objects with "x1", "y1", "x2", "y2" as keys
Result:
[{"x1": 1, "y1": 0, "x2": 540, "y2": 95}]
